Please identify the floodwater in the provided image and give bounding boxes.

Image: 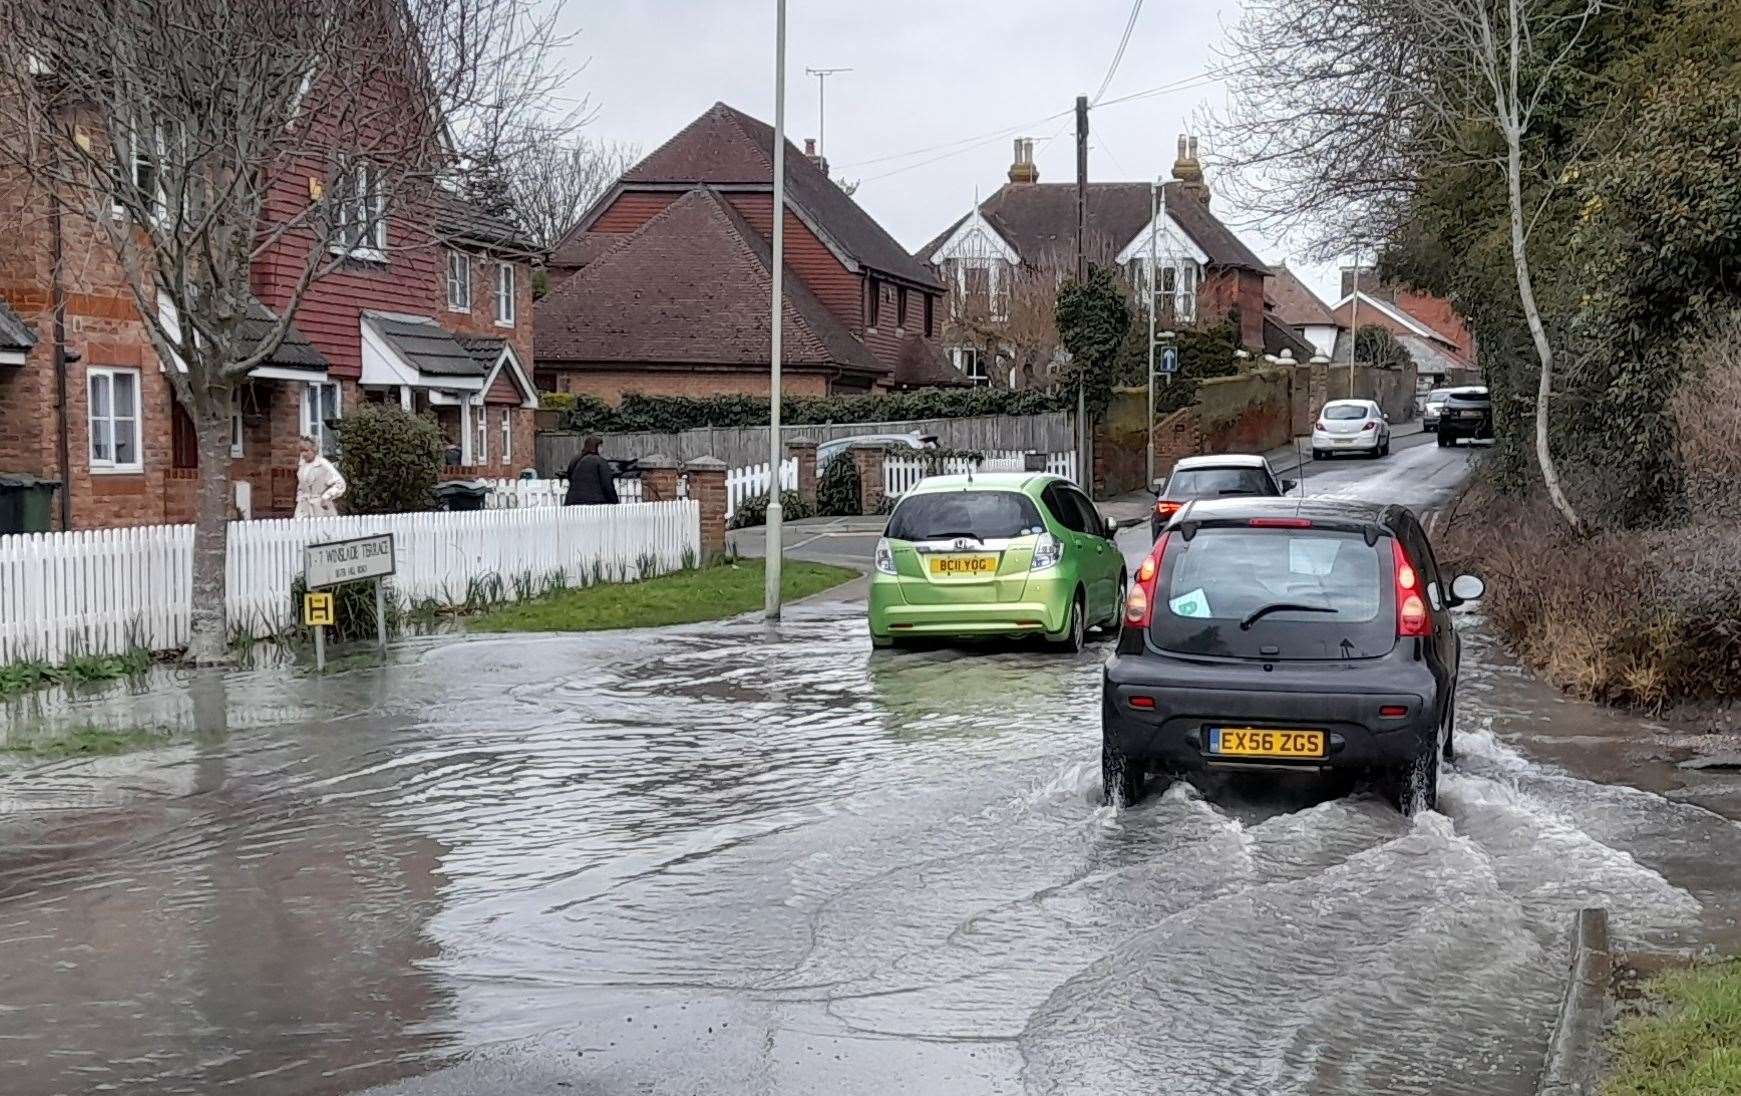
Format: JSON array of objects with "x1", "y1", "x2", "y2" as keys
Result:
[{"x1": 3, "y1": 595, "x2": 1739, "y2": 1096}]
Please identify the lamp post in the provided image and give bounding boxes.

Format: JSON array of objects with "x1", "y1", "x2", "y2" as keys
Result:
[{"x1": 765, "y1": 0, "x2": 788, "y2": 621}]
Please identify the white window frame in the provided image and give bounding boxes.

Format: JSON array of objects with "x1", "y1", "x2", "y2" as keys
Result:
[
  {"x1": 495, "y1": 261, "x2": 516, "y2": 326},
  {"x1": 302, "y1": 381, "x2": 342, "y2": 457},
  {"x1": 88, "y1": 367, "x2": 144, "y2": 473},
  {"x1": 446, "y1": 249, "x2": 471, "y2": 312},
  {"x1": 473, "y1": 398, "x2": 489, "y2": 465},
  {"x1": 113, "y1": 124, "x2": 169, "y2": 222},
  {"x1": 230, "y1": 390, "x2": 245, "y2": 458},
  {"x1": 954, "y1": 347, "x2": 990, "y2": 387},
  {"x1": 499, "y1": 408, "x2": 512, "y2": 467},
  {"x1": 331, "y1": 160, "x2": 386, "y2": 262}
]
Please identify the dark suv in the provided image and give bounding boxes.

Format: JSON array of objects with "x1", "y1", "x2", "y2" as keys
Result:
[
  {"x1": 1435, "y1": 387, "x2": 1492, "y2": 446},
  {"x1": 1101, "y1": 498, "x2": 1484, "y2": 814}
]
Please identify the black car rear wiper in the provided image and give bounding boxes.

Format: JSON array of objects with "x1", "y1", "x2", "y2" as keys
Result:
[
  {"x1": 1239, "y1": 602, "x2": 1337, "y2": 630},
  {"x1": 929, "y1": 531, "x2": 984, "y2": 543}
]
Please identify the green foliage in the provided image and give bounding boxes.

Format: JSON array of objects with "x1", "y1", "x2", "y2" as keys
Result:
[
  {"x1": 559, "y1": 387, "x2": 1070, "y2": 434},
  {"x1": 728, "y1": 489, "x2": 815, "y2": 529},
  {"x1": 1353, "y1": 326, "x2": 1415, "y2": 371},
  {"x1": 539, "y1": 391, "x2": 575, "y2": 411},
  {"x1": 1054, "y1": 265, "x2": 1130, "y2": 419},
  {"x1": 816, "y1": 453, "x2": 862, "y2": 516},
  {"x1": 290, "y1": 575, "x2": 401, "y2": 645},
  {"x1": 1603, "y1": 959, "x2": 1741, "y2": 1096},
  {"x1": 332, "y1": 403, "x2": 446, "y2": 515},
  {"x1": 2, "y1": 724, "x2": 177, "y2": 759},
  {"x1": 1111, "y1": 313, "x2": 1245, "y2": 415},
  {"x1": 0, "y1": 645, "x2": 152, "y2": 700}
]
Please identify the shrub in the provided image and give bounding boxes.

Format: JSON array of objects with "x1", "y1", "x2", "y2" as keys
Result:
[
  {"x1": 333, "y1": 403, "x2": 446, "y2": 515},
  {"x1": 727, "y1": 489, "x2": 814, "y2": 529},
  {"x1": 816, "y1": 452, "x2": 861, "y2": 516},
  {"x1": 1669, "y1": 312, "x2": 1741, "y2": 523},
  {"x1": 559, "y1": 386, "x2": 1071, "y2": 434},
  {"x1": 539, "y1": 391, "x2": 576, "y2": 412}
]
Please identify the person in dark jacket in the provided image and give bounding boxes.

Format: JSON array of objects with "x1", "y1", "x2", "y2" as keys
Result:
[{"x1": 563, "y1": 435, "x2": 620, "y2": 505}]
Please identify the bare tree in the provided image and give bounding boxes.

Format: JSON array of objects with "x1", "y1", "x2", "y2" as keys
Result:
[
  {"x1": 505, "y1": 136, "x2": 640, "y2": 254},
  {"x1": 1215, "y1": 0, "x2": 1599, "y2": 533},
  {"x1": 0, "y1": 0, "x2": 571, "y2": 661},
  {"x1": 944, "y1": 265, "x2": 1065, "y2": 389}
]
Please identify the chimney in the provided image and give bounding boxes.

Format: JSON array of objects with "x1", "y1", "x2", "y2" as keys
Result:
[
  {"x1": 804, "y1": 137, "x2": 829, "y2": 177},
  {"x1": 1171, "y1": 134, "x2": 1209, "y2": 206},
  {"x1": 1008, "y1": 137, "x2": 1039, "y2": 185}
]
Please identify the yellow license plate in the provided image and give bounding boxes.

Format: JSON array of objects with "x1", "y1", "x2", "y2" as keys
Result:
[
  {"x1": 1209, "y1": 728, "x2": 1327, "y2": 759},
  {"x1": 928, "y1": 553, "x2": 999, "y2": 577}
]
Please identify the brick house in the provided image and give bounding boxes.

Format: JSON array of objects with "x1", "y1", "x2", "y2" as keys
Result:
[
  {"x1": 537, "y1": 102, "x2": 963, "y2": 399},
  {"x1": 1332, "y1": 266, "x2": 1479, "y2": 394},
  {"x1": 0, "y1": 160, "x2": 538, "y2": 530},
  {"x1": 917, "y1": 135, "x2": 1272, "y2": 384}
]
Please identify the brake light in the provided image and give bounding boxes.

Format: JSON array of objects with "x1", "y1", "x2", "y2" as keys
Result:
[
  {"x1": 1155, "y1": 499, "x2": 1182, "y2": 520},
  {"x1": 1129, "y1": 696, "x2": 1156, "y2": 710},
  {"x1": 1249, "y1": 517, "x2": 1312, "y2": 528},
  {"x1": 1315, "y1": 420, "x2": 1327, "y2": 431},
  {"x1": 1379, "y1": 705, "x2": 1408, "y2": 718},
  {"x1": 1362, "y1": 421, "x2": 1378, "y2": 432},
  {"x1": 1125, "y1": 533, "x2": 1170, "y2": 627},
  {"x1": 1393, "y1": 539, "x2": 1429, "y2": 637}
]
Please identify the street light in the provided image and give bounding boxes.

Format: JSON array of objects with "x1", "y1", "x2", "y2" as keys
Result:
[{"x1": 765, "y1": 0, "x2": 788, "y2": 621}]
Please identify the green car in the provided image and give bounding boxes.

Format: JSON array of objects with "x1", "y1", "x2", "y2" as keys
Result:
[{"x1": 868, "y1": 473, "x2": 1130, "y2": 652}]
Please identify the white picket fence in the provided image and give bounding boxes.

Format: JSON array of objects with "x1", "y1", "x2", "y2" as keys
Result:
[
  {"x1": 883, "y1": 450, "x2": 1078, "y2": 500},
  {"x1": 479, "y1": 477, "x2": 645, "y2": 508},
  {"x1": 0, "y1": 501, "x2": 698, "y2": 664},
  {"x1": 725, "y1": 458, "x2": 798, "y2": 519}
]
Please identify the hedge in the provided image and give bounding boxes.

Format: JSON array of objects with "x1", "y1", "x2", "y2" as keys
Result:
[{"x1": 561, "y1": 386, "x2": 1070, "y2": 434}]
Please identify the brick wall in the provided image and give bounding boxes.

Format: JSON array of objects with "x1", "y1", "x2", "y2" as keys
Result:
[{"x1": 1201, "y1": 268, "x2": 1267, "y2": 351}]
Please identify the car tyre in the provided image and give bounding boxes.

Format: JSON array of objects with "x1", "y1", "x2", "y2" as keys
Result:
[
  {"x1": 1099, "y1": 570, "x2": 1128, "y2": 633},
  {"x1": 1436, "y1": 430, "x2": 1450, "y2": 448},
  {"x1": 1052, "y1": 592, "x2": 1086, "y2": 653},
  {"x1": 1102, "y1": 740, "x2": 1145, "y2": 806},
  {"x1": 1443, "y1": 699, "x2": 1457, "y2": 762},
  {"x1": 1312, "y1": 448, "x2": 1326, "y2": 461},
  {"x1": 1379, "y1": 438, "x2": 1391, "y2": 457},
  {"x1": 1382, "y1": 748, "x2": 1440, "y2": 816}
]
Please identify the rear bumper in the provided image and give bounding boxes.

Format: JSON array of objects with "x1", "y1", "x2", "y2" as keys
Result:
[
  {"x1": 1312, "y1": 431, "x2": 1380, "y2": 452},
  {"x1": 868, "y1": 570, "x2": 1072, "y2": 638},
  {"x1": 1101, "y1": 655, "x2": 1440, "y2": 772},
  {"x1": 1437, "y1": 417, "x2": 1492, "y2": 438}
]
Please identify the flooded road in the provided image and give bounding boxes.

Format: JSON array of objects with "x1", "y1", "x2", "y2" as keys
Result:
[{"x1": 5, "y1": 437, "x2": 1740, "y2": 1096}]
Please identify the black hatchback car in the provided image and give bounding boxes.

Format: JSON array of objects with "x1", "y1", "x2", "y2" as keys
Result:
[
  {"x1": 1101, "y1": 498, "x2": 1485, "y2": 814},
  {"x1": 1435, "y1": 386, "x2": 1492, "y2": 446}
]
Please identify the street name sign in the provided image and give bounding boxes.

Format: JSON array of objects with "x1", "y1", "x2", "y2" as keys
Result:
[{"x1": 303, "y1": 533, "x2": 395, "y2": 590}]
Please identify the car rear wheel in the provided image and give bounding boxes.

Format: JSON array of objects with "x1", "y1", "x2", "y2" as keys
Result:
[
  {"x1": 1100, "y1": 570, "x2": 1128, "y2": 632},
  {"x1": 1382, "y1": 748, "x2": 1439, "y2": 816},
  {"x1": 1052, "y1": 592, "x2": 1086, "y2": 653},
  {"x1": 1312, "y1": 448, "x2": 1326, "y2": 461},
  {"x1": 1101, "y1": 740, "x2": 1145, "y2": 806},
  {"x1": 1379, "y1": 438, "x2": 1391, "y2": 457},
  {"x1": 1436, "y1": 430, "x2": 1450, "y2": 448}
]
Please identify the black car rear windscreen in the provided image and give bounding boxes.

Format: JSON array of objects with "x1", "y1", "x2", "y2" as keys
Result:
[
  {"x1": 886, "y1": 490, "x2": 1046, "y2": 542},
  {"x1": 1150, "y1": 527, "x2": 1398, "y2": 660}
]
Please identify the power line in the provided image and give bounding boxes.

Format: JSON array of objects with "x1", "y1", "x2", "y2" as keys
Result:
[
  {"x1": 835, "y1": 108, "x2": 1072, "y2": 170},
  {"x1": 1091, "y1": 0, "x2": 1146, "y2": 105}
]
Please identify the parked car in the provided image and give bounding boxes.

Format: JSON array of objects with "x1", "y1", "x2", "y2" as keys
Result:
[
  {"x1": 1311, "y1": 399, "x2": 1391, "y2": 459},
  {"x1": 1101, "y1": 496, "x2": 1484, "y2": 814},
  {"x1": 869, "y1": 473, "x2": 1141, "y2": 652},
  {"x1": 1421, "y1": 388, "x2": 1454, "y2": 430},
  {"x1": 1435, "y1": 387, "x2": 1493, "y2": 446},
  {"x1": 817, "y1": 432, "x2": 938, "y2": 468},
  {"x1": 1150, "y1": 454, "x2": 1296, "y2": 542}
]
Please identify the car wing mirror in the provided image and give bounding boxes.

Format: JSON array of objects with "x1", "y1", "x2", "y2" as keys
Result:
[
  {"x1": 1111, "y1": 516, "x2": 1147, "y2": 533},
  {"x1": 1280, "y1": 478, "x2": 1298, "y2": 493},
  {"x1": 1449, "y1": 574, "x2": 1485, "y2": 604},
  {"x1": 1150, "y1": 478, "x2": 1166, "y2": 496}
]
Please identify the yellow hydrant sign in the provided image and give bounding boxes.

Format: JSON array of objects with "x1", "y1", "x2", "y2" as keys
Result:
[{"x1": 303, "y1": 591, "x2": 335, "y2": 627}]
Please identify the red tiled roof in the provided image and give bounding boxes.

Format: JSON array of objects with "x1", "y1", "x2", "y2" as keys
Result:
[
  {"x1": 1265, "y1": 263, "x2": 1338, "y2": 327},
  {"x1": 534, "y1": 187, "x2": 886, "y2": 378},
  {"x1": 559, "y1": 102, "x2": 941, "y2": 289}
]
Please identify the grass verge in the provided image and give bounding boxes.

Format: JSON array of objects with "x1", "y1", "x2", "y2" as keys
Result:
[
  {"x1": 1604, "y1": 960, "x2": 1741, "y2": 1095},
  {"x1": 2, "y1": 725, "x2": 177, "y2": 759},
  {"x1": 469, "y1": 559, "x2": 859, "y2": 633},
  {"x1": 0, "y1": 648, "x2": 153, "y2": 702}
]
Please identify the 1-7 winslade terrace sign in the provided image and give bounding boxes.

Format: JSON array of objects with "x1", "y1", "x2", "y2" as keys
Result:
[{"x1": 303, "y1": 533, "x2": 396, "y2": 589}]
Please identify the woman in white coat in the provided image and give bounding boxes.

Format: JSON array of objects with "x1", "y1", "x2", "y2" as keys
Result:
[{"x1": 294, "y1": 435, "x2": 347, "y2": 518}]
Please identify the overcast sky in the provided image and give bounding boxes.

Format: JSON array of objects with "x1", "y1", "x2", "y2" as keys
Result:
[{"x1": 553, "y1": 0, "x2": 1349, "y2": 304}]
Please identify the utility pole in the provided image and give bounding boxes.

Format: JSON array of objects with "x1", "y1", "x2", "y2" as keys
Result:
[
  {"x1": 765, "y1": 0, "x2": 788, "y2": 621},
  {"x1": 1348, "y1": 251, "x2": 1360, "y2": 399},
  {"x1": 1146, "y1": 177, "x2": 1158, "y2": 488},
  {"x1": 805, "y1": 67, "x2": 851, "y2": 159},
  {"x1": 1074, "y1": 94, "x2": 1089, "y2": 488}
]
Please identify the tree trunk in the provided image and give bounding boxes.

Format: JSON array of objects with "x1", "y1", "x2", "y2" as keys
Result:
[
  {"x1": 185, "y1": 406, "x2": 234, "y2": 664},
  {"x1": 1504, "y1": 121, "x2": 1587, "y2": 536}
]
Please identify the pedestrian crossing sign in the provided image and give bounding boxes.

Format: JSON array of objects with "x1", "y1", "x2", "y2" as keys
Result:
[{"x1": 303, "y1": 591, "x2": 335, "y2": 628}]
